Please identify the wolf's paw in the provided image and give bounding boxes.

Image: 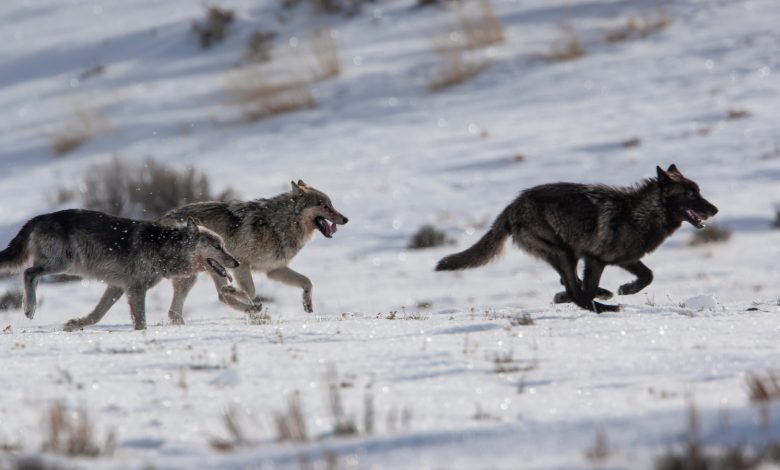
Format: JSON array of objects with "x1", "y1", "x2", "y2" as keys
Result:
[
  {"x1": 553, "y1": 291, "x2": 570, "y2": 304},
  {"x1": 245, "y1": 303, "x2": 263, "y2": 314},
  {"x1": 24, "y1": 306, "x2": 35, "y2": 320},
  {"x1": 169, "y1": 315, "x2": 185, "y2": 326},
  {"x1": 220, "y1": 285, "x2": 239, "y2": 295},
  {"x1": 618, "y1": 284, "x2": 641, "y2": 296},
  {"x1": 592, "y1": 301, "x2": 621, "y2": 314},
  {"x1": 303, "y1": 301, "x2": 314, "y2": 314},
  {"x1": 63, "y1": 320, "x2": 82, "y2": 332}
]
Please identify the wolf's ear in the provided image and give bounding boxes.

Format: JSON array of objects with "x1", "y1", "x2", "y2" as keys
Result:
[
  {"x1": 667, "y1": 164, "x2": 681, "y2": 175},
  {"x1": 656, "y1": 166, "x2": 670, "y2": 184},
  {"x1": 186, "y1": 217, "x2": 198, "y2": 236},
  {"x1": 291, "y1": 180, "x2": 309, "y2": 194}
]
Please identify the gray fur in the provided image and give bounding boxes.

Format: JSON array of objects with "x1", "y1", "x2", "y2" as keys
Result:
[
  {"x1": 157, "y1": 180, "x2": 348, "y2": 324},
  {"x1": 436, "y1": 165, "x2": 719, "y2": 313},
  {"x1": 0, "y1": 209, "x2": 240, "y2": 330}
]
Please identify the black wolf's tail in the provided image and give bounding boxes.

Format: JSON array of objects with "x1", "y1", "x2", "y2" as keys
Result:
[
  {"x1": 0, "y1": 220, "x2": 34, "y2": 274},
  {"x1": 435, "y1": 209, "x2": 511, "y2": 271}
]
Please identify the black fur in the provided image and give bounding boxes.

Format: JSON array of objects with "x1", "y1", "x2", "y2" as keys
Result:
[{"x1": 436, "y1": 165, "x2": 718, "y2": 313}]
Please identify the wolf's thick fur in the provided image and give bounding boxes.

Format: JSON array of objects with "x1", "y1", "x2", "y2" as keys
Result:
[
  {"x1": 157, "y1": 180, "x2": 348, "y2": 324},
  {"x1": 0, "y1": 209, "x2": 240, "y2": 330},
  {"x1": 436, "y1": 165, "x2": 719, "y2": 313}
]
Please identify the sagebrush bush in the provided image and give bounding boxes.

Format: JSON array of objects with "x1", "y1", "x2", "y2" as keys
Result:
[
  {"x1": 79, "y1": 157, "x2": 236, "y2": 220},
  {"x1": 688, "y1": 224, "x2": 731, "y2": 246},
  {"x1": 408, "y1": 225, "x2": 452, "y2": 249},
  {"x1": 192, "y1": 6, "x2": 234, "y2": 48}
]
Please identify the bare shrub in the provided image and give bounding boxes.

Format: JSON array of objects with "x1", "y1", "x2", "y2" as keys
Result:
[
  {"x1": 42, "y1": 401, "x2": 115, "y2": 457},
  {"x1": 192, "y1": 5, "x2": 234, "y2": 49},
  {"x1": 408, "y1": 225, "x2": 452, "y2": 249},
  {"x1": 543, "y1": 24, "x2": 585, "y2": 62},
  {"x1": 311, "y1": 29, "x2": 342, "y2": 80},
  {"x1": 456, "y1": 0, "x2": 505, "y2": 49},
  {"x1": 49, "y1": 107, "x2": 109, "y2": 156},
  {"x1": 0, "y1": 289, "x2": 23, "y2": 311},
  {"x1": 245, "y1": 31, "x2": 276, "y2": 63},
  {"x1": 225, "y1": 65, "x2": 316, "y2": 123},
  {"x1": 79, "y1": 157, "x2": 235, "y2": 219},
  {"x1": 274, "y1": 393, "x2": 309, "y2": 442},
  {"x1": 688, "y1": 224, "x2": 731, "y2": 246},
  {"x1": 604, "y1": 6, "x2": 672, "y2": 43},
  {"x1": 283, "y1": 0, "x2": 364, "y2": 16},
  {"x1": 429, "y1": 39, "x2": 488, "y2": 91},
  {"x1": 727, "y1": 108, "x2": 751, "y2": 120}
]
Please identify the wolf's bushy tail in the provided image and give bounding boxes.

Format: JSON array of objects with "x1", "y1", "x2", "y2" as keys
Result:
[
  {"x1": 0, "y1": 220, "x2": 34, "y2": 273},
  {"x1": 435, "y1": 209, "x2": 511, "y2": 271}
]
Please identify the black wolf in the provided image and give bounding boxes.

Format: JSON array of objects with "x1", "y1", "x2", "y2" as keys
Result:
[
  {"x1": 0, "y1": 209, "x2": 239, "y2": 330},
  {"x1": 436, "y1": 165, "x2": 718, "y2": 312}
]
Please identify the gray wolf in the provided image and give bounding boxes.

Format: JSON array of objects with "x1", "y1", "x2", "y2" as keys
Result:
[
  {"x1": 0, "y1": 209, "x2": 240, "y2": 330},
  {"x1": 435, "y1": 165, "x2": 718, "y2": 313},
  {"x1": 157, "y1": 180, "x2": 349, "y2": 324}
]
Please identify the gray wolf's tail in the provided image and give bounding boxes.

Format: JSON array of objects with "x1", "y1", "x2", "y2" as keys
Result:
[
  {"x1": 435, "y1": 209, "x2": 511, "y2": 271},
  {"x1": 0, "y1": 220, "x2": 34, "y2": 274}
]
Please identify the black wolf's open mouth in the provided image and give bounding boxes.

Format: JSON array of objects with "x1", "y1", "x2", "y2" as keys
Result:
[
  {"x1": 684, "y1": 209, "x2": 708, "y2": 229},
  {"x1": 207, "y1": 258, "x2": 230, "y2": 280},
  {"x1": 315, "y1": 216, "x2": 338, "y2": 238}
]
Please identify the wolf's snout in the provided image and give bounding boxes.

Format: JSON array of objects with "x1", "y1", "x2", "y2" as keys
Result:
[{"x1": 342, "y1": 216, "x2": 349, "y2": 224}]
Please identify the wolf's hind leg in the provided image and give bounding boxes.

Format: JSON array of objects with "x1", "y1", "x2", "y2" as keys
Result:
[
  {"x1": 22, "y1": 260, "x2": 69, "y2": 319},
  {"x1": 64, "y1": 286, "x2": 124, "y2": 331},
  {"x1": 267, "y1": 267, "x2": 313, "y2": 313},
  {"x1": 617, "y1": 261, "x2": 653, "y2": 296},
  {"x1": 168, "y1": 275, "x2": 197, "y2": 325}
]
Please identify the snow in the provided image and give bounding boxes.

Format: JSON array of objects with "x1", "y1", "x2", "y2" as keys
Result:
[{"x1": 1, "y1": 0, "x2": 780, "y2": 468}]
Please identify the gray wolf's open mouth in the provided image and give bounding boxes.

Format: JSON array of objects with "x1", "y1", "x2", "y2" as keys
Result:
[
  {"x1": 207, "y1": 258, "x2": 230, "y2": 279},
  {"x1": 684, "y1": 209, "x2": 708, "y2": 229},
  {"x1": 315, "y1": 216, "x2": 338, "y2": 238}
]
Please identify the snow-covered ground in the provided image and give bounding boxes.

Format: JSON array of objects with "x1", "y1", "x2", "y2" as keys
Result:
[{"x1": 1, "y1": 0, "x2": 780, "y2": 468}]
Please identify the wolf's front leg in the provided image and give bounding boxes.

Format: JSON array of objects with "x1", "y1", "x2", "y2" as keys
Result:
[
  {"x1": 267, "y1": 266, "x2": 313, "y2": 313},
  {"x1": 617, "y1": 261, "x2": 653, "y2": 295},
  {"x1": 64, "y1": 286, "x2": 125, "y2": 331},
  {"x1": 126, "y1": 288, "x2": 148, "y2": 330},
  {"x1": 168, "y1": 275, "x2": 197, "y2": 325},
  {"x1": 209, "y1": 272, "x2": 261, "y2": 314}
]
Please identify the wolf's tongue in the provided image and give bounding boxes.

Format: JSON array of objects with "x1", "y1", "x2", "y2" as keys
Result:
[{"x1": 330, "y1": 222, "x2": 338, "y2": 235}]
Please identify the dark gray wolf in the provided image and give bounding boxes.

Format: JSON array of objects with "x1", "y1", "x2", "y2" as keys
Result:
[
  {"x1": 158, "y1": 180, "x2": 349, "y2": 324},
  {"x1": 436, "y1": 165, "x2": 718, "y2": 313},
  {"x1": 0, "y1": 209, "x2": 240, "y2": 330}
]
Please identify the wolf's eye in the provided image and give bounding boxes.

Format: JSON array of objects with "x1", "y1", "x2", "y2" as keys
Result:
[{"x1": 687, "y1": 190, "x2": 696, "y2": 198}]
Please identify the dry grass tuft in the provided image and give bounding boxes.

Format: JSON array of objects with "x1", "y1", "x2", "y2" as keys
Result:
[
  {"x1": 727, "y1": 108, "x2": 751, "y2": 120},
  {"x1": 209, "y1": 406, "x2": 247, "y2": 452},
  {"x1": 688, "y1": 224, "x2": 732, "y2": 246},
  {"x1": 455, "y1": 0, "x2": 505, "y2": 49},
  {"x1": 42, "y1": 401, "x2": 115, "y2": 457},
  {"x1": 311, "y1": 29, "x2": 342, "y2": 80},
  {"x1": 746, "y1": 372, "x2": 780, "y2": 404},
  {"x1": 622, "y1": 137, "x2": 642, "y2": 148},
  {"x1": 244, "y1": 30, "x2": 276, "y2": 63},
  {"x1": 509, "y1": 313, "x2": 534, "y2": 327},
  {"x1": 274, "y1": 393, "x2": 309, "y2": 442},
  {"x1": 429, "y1": 39, "x2": 488, "y2": 91},
  {"x1": 49, "y1": 107, "x2": 109, "y2": 156},
  {"x1": 584, "y1": 427, "x2": 609, "y2": 462},
  {"x1": 225, "y1": 65, "x2": 316, "y2": 123},
  {"x1": 604, "y1": 6, "x2": 672, "y2": 43},
  {"x1": 543, "y1": 23, "x2": 585, "y2": 62}
]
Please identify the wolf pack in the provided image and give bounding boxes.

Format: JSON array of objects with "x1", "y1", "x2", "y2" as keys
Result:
[{"x1": 0, "y1": 164, "x2": 718, "y2": 330}]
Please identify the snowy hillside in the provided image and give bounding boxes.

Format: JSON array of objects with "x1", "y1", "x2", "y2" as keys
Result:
[{"x1": 1, "y1": 0, "x2": 780, "y2": 468}]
